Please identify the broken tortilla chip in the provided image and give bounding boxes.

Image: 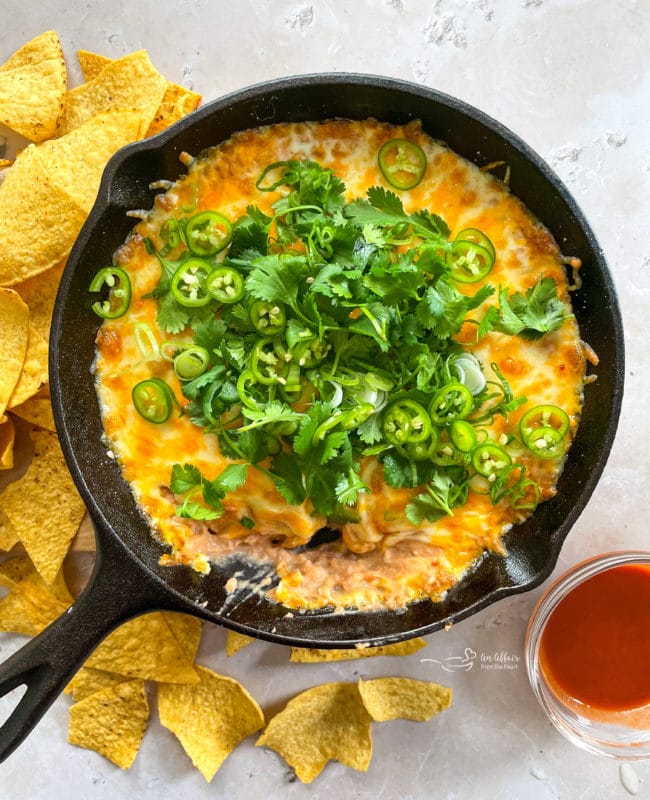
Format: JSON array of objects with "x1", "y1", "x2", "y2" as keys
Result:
[
  {"x1": 76, "y1": 49, "x2": 201, "y2": 136},
  {"x1": 0, "y1": 31, "x2": 66, "y2": 142},
  {"x1": 1, "y1": 427, "x2": 86, "y2": 583},
  {"x1": 65, "y1": 667, "x2": 128, "y2": 702},
  {"x1": 289, "y1": 637, "x2": 426, "y2": 662},
  {"x1": 85, "y1": 612, "x2": 199, "y2": 683},
  {"x1": 0, "y1": 288, "x2": 29, "y2": 416},
  {"x1": 162, "y1": 612, "x2": 203, "y2": 661},
  {"x1": 36, "y1": 109, "x2": 146, "y2": 212},
  {"x1": 226, "y1": 630, "x2": 254, "y2": 656},
  {"x1": 257, "y1": 682, "x2": 373, "y2": 784},
  {"x1": 0, "y1": 562, "x2": 71, "y2": 635},
  {"x1": 68, "y1": 679, "x2": 149, "y2": 769},
  {"x1": 158, "y1": 664, "x2": 264, "y2": 782},
  {"x1": 12, "y1": 260, "x2": 65, "y2": 341},
  {"x1": 0, "y1": 414, "x2": 15, "y2": 469},
  {"x1": 146, "y1": 82, "x2": 201, "y2": 136},
  {"x1": 0, "y1": 507, "x2": 19, "y2": 550},
  {"x1": 8, "y1": 388, "x2": 56, "y2": 431},
  {"x1": 7, "y1": 324, "x2": 48, "y2": 408},
  {"x1": 358, "y1": 677, "x2": 452, "y2": 722},
  {"x1": 59, "y1": 50, "x2": 166, "y2": 135},
  {"x1": 0, "y1": 146, "x2": 86, "y2": 286}
]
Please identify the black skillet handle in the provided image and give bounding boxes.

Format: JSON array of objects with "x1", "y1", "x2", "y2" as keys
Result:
[{"x1": 0, "y1": 525, "x2": 171, "y2": 763}]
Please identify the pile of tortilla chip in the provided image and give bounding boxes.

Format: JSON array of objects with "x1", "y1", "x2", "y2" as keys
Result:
[{"x1": 0, "y1": 30, "x2": 201, "y2": 581}]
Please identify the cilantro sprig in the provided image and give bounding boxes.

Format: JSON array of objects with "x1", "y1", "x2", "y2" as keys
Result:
[{"x1": 140, "y1": 158, "x2": 571, "y2": 525}]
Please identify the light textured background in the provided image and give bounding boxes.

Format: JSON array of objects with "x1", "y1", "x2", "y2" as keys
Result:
[{"x1": 1, "y1": 1, "x2": 649, "y2": 798}]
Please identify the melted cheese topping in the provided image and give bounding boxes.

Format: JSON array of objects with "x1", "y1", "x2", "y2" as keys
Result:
[{"x1": 94, "y1": 119, "x2": 585, "y2": 611}]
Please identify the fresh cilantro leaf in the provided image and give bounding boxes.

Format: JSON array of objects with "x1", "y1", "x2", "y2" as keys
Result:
[
  {"x1": 410, "y1": 209, "x2": 451, "y2": 239},
  {"x1": 170, "y1": 463, "x2": 202, "y2": 495},
  {"x1": 192, "y1": 318, "x2": 227, "y2": 353},
  {"x1": 245, "y1": 254, "x2": 307, "y2": 309},
  {"x1": 270, "y1": 451, "x2": 307, "y2": 505},
  {"x1": 203, "y1": 463, "x2": 248, "y2": 507},
  {"x1": 366, "y1": 186, "x2": 405, "y2": 215},
  {"x1": 293, "y1": 402, "x2": 335, "y2": 457},
  {"x1": 239, "y1": 401, "x2": 304, "y2": 432},
  {"x1": 405, "y1": 493, "x2": 448, "y2": 524},
  {"x1": 157, "y1": 292, "x2": 190, "y2": 334},
  {"x1": 177, "y1": 500, "x2": 223, "y2": 521},
  {"x1": 318, "y1": 430, "x2": 349, "y2": 465},
  {"x1": 356, "y1": 413, "x2": 383, "y2": 445},
  {"x1": 416, "y1": 280, "x2": 494, "y2": 339},
  {"x1": 480, "y1": 278, "x2": 567, "y2": 340},
  {"x1": 335, "y1": 467, "x2": 370, "y2": 506},
  {"x1": 181, "y1": 365, "x2": 226, "y2": 401}
]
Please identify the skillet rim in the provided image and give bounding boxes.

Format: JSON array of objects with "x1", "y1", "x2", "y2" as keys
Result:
[{"x1": 50, "y1": 72, "x2": 625, "y2": 646}]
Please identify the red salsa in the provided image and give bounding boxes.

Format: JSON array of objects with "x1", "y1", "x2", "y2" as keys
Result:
[{"x1": 539, "y1": 564, "x2": 650, "y2": 712}]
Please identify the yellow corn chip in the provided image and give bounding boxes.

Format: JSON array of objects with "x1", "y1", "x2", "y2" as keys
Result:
[
  {"x1": 0, "y1": 413, "x2": 15, "y2": 468},
  {"x1": 226, "y1": 630, "x2": 254, "y2": 657},
  {"x1": 37, "y1": 110, "x2": 146, "y2": 212},
  {"x1": 0, "y1": 507, "x2": 19, "y2": 550},
  {"x1": 163, "y1": 612, "x2": 203, "y2": 661},
  {"x1": 7, "y1": 324, "x2": 48, "y2": 408},
  {"x1": 1, "y1": 428, "x2": 86, "y2": 583},
  {"x1": 68, "y1": 679, "x2": 149, "y2": 769},
  {"x1": 146, "y1": 83, "x2": 201, "y2": 137},
  {"x1": 357, "y1": 677, "x2": 452, "y2": 722},
  {"x1": 13, "y1": 260, "x2": 65, "y2": 341},
  {"x1": 76, "y1": 49, "x2": 111, "y2": 81},
  {"x1": 0, "y1": 146, "x2": 86, "y2": 286},
  {"x1": 59, "y1": 50, "x2": 166, "y2": 135},
  {"x1": 65, "y1": 667, "x2": 128, "y2": 702},
  {"x1": 8, "y1": 388, "x2": 56, "y2": 432},
  {"x1": 0, "y1": 31, "x2": 66, "y2": 142},
  {"x1": 85, "y1": 612, "x2": 199, "y2": 683},
  {"x1": 158, "y1": 665, "x2": 264, "y2": 782},
  {"x1": 0, "y1": 159, "x2": 12, "y2": 169},
  {"x1": 0, "y1": 556, "x2": 72, "y2": 603},
  {"x1": 0, "y1": 564, "x2": 71, "y2": 635},
  {"x1": 0, "y1": 288, "x2": 29, "y2": 415},
  {"x1": 256, "y1": 682, "x2": 373, "y2": 784},
  {"x1": 76, "y1": 49, "x2": 201, "y2": 136},
  {"x1": 289, "y1": 637, "x2": 426, "y2": 662},
  {"x1": 0, "y1": 587, "x2": 38, "y2": 635}
]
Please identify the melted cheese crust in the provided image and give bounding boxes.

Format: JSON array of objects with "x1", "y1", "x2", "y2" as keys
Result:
[{"x1": 94, "y1": 119, "x2": 585, "y2": 611}]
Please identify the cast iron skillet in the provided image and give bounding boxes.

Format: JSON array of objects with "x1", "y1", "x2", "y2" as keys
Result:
[{"x1": 0, "y1": 74, "x2": 624, "y2": 761}]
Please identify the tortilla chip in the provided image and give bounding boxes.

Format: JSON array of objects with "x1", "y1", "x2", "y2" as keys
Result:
[
  {"x1": 8, "y1": 389, "x2": 56, "y2": 431},
  {"x1": 68, "y1": 679, "x2": 149, "y2": 769},
  {"x1": 158, "y1": 664, "x2": 264, "y2": 782},
  {"x1": 0, "y1": 288, "x2": 29, "y2": 415},
  {"x1": 226, "y1": 630, "x2": 254, "y2": 657},
  {"x1": 70, "y1": 512, "x2": 96, "y2": 551},
  {"x1": 0, "y1": 146, "x2": 86, "y2": 286},
  {"x1": 0, "y1": 414, "x2": 15, "y2": 468},
  {"x1": 0, "y1": 555, "x2": 72, "y2": 603},
  {"x1": 146, "y1": 83, "x2": 201, "y2": 137},
  {"x1": 0, "y1": 31, "x2": 66, "y2": 142},
  {"x1": 12, "y1": 260, "x2": 65, "y2": 341},
  {"x1": 357, "y1": 677, "x2": 452, "y2": 722},
  {"x1": 7, "y1": 324, "x2": 48, "y2": 408},
  {"x1": 85, "y1": 612, "x2": 199, "y2": 683},
  {"x1": 59, "y1": 50, "x2": 166, "y2": 135},
  {"x1": 0, "y1": 507, "x2": 19, "y2": 550},
  {"x1": 0, "y1": 564, "x2": 71, "y2": 635},
  {"x1": 1, "y1": 428, "x2": 86, "y2": 583},
  {"x1": 289, "y1": 637, "x2": 427, "y2": 662},
  {"x1": 163, "y1": 612, "x2": 203, "y2": 661},
  {"x1": 256, "y1": 682, "x2": 373, "y2": 784},
  {"x1": 76, "y1": 49, "x2": 111, "y2": 82},
  {"x1": 37, "y1": 110, "x2": 146, "y2": 212},
  {"x1": 65, "y1": 667, "x2": 128, "y2": 702},
  {"x1": 76, "y1": 49, "x2": 201, "y2": 136},
  {"x1": 0, "y1": 159, "x2": 12, "y2": 169}
]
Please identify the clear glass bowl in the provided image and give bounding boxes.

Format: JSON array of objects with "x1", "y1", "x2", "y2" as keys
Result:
[{"x1": 525, "y1": 552, "x2": 650, "y2": 759}]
